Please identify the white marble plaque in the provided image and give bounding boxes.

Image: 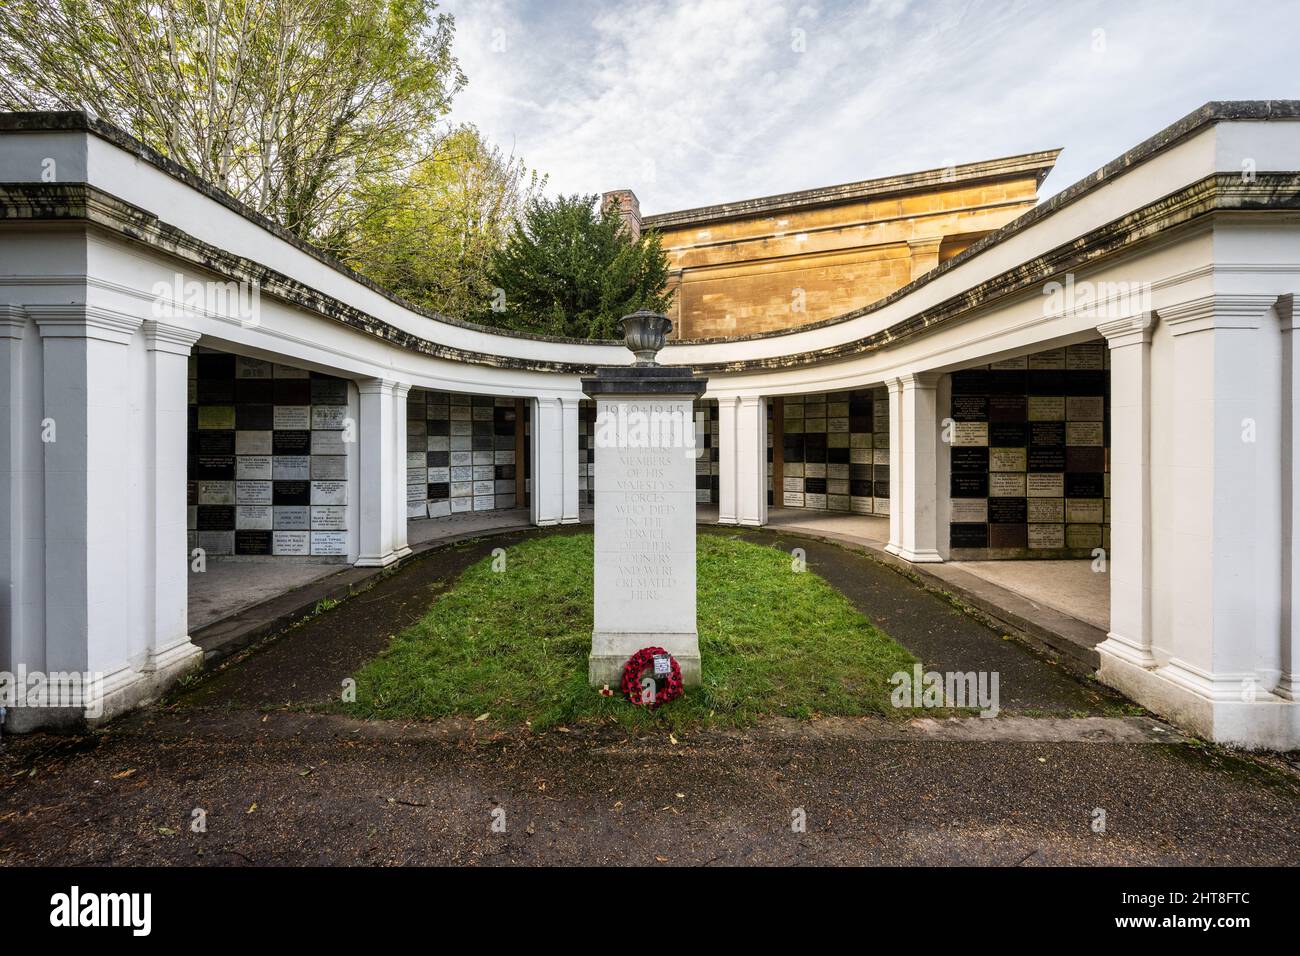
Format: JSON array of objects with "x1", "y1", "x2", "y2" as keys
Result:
[
  {"x1": 236, "y1": 505, "x2": 272, "y2": 530},
  {"x1": 198, "y1": 481, "x2": 234, "y2": 505},
  {"x1": 1066, "y1": 421, "x2": 1104, "y2": 446},
  {"x1": 1065, "y1": 498, "x2": 1105, "y2": 523},
  {"x1": 312, "y1": 405, "x2": 348, "y2": 430},
  {"x1": 273, "y1": 406, "x2": 311, "y2": 430},
  {"x1": 311, "y1": 455, "x2": 347, "y2": 480},
  {"x1": 951, "y1": 422, "x2": 988, "y2": 446},
  {"x1": 1027, "y1": 497, "x2": 1064, "y2": 523},
  {"x1": 1028, "y1": 524, "x2": 1065, "y2": 549},
  {"x1": 950, "y1": 498, "x2": 989, "y2": 522},
  {"x1": 989, "y1": 447, "x2": 1027, "y2": 472},
  {"x1": 274, "y1": 506, "x2": 310, "y2": 530},
  {"x1": 273, "y1": 456, "x2": 310, "y2": 481},
  {"x1": 273, "y1": 530, "x2": 310, "y2": 555},
  {"x1": 310, "y1": 506, "x2": 347, "y2": 530},
  {"x1": 1067, "y1": 396, "x2": 1105, "y2": 421},
  {"x1": 310, "y1": 531, "x2": 348, "y2": 556},
  {"x1": 989, "y1": 473, "x2": 1027, "y2": 497},
  {"x1": 235, "y1": 431, "x2": 272, "y2": 456},
  {"x1": 311, "y1": 430, "x2": 347, "y2": 455},
  {"x1": 311, "y1": 480, "x2": 347, "y2": 505},
  {"x1": 1028, "y1": 396, "x2": 1066, "y2": 421},
  {"x1": 237, "y1": 455, "x2": 272, "y2": 480},
  {"x1": 1026, "y1": 473, "x2": 1064, "y2": 497}
]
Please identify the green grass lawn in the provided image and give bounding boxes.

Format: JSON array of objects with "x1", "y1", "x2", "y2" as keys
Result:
[{"x1": 340, "y1": 531, "x2": 917, "y2": 730}]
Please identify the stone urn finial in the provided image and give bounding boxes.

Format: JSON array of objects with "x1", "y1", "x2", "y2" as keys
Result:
[{"x1": 619, "y1": 310, "x2": 673, "y2": 366}]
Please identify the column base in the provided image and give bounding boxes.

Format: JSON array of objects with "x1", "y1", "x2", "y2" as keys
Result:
[
  {"x1": 392, "y1": 546, "x2": 413, "y2": 561},
  {"x1": 589, "y1": 631, "x2": 702, "y2": 687},
  {"x1": 354, "y1": 551, "x2": 400, "y2": 568},
  {"x1": 1, "y1": 641, "x2": 203, "y2": 734},
  {"x1": 1098, "y1": 646, "x2": 1300, "y2": 750},
  {"x1": 1097, "y1": 633, "x2": 1157, "y2": 669},
  {"x1": 884, "y1": 544, "x2": 943, "y2": 563}
]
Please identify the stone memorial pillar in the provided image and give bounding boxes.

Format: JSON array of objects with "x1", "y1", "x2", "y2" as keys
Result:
[{"x1": 583, "y1": 311, "x2": 707, "y2": 686}]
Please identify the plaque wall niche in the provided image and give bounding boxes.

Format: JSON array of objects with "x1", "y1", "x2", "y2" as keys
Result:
[
  {"x1": 187, "y1": 351, "x2": 352, "y2": 558},
  {"x1": 947, "y1": 342, "x2": 1109, "y2": 559},
  {"x1": 406, "y1": 390, "x2": 527, "y2": 519},
  {"x1": 778, "y1": 388, "x2": 889, "y2": 516}
]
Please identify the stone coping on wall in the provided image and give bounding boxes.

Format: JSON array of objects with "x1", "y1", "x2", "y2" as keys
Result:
[{"x1": 1, "y1": 101, "x2": 1297, "y2": 374}]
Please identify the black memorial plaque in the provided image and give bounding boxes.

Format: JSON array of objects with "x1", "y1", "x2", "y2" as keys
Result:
[
  {"x1": 951, "y1": 472, "x2": 989, "y2": 497},
  {"x1": 951, "y1": 447, "x2": 989, "y2": 472},
  {"x1": 273, "y1": 480, "x2": 311, "y2": 506},
  {"x1": 988, "y1": 497, "x2": 1028, "y2": 524},
  {"x1": 196, "y1": 505, "x2": 235, "y2": 531},
  {"x1": 272, "y1": 430, "x2": 311, "y2": 456},
  {"x1": 1065, "y1": 473, "x2": 1105, "y2": 498},
  {"x1": 950, "y1": 523, "x2": 989, "y2": 548},
  {"x1": 1027, "y1": 447, "x2": 1066, "y2": 472},
  {"x1": 235, "y1": 530, "x2": 273, "y2": 555},
  {"x1": 951, "y1": 396, "x2": 987, "y2": 421}
]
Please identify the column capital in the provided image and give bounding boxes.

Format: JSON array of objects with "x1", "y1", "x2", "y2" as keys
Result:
[
  {"x1": 141, "y1": 319, "x2": 201, "y2": 355},
  {"x1": 896, "y1": 370, "x2": 941, "y2": 390},
  {"x1": 0, "y1": 304, "x2": 26, "y2": 339},
  {"x1": 391, "y1": 381, "x2": 412, "y2": 399},
  {"x1": 1276, "y1": 293, "x2": 1297, "y2": 331},
  {"x1": 1097, "y1": 311, "x2": 1155, "y2": 348},
  {"x1": 1160, "y1": 294, "x2": 1278, "y2": 336},
  {"x1": 357, "y1": 377, "x2": 398, "y2": 396},
  {"x1": 30, "y1": 305, "x2": 143, "y2": 345}
]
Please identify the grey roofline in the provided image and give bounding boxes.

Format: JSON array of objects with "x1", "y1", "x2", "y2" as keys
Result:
[
  {"x1": 640, "y1": 149, "x2": 1063, "y2": 231},
  {"x1": 1, "y1": 100, "x2": 1297, "y2": 349}
]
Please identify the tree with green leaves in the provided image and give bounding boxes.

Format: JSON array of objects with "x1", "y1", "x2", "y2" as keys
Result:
[
  {"x1": 484, "y1": 194, "x2": 674, "y2": 339},
  {"x1": 346, "y1": 124, "x2": 544, "y2": 320},
  {"x1": 0, "y1": 0, "x2": 464, "y2": 249}
]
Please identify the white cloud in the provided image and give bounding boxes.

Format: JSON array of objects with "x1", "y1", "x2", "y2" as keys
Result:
[{"x1": 440, "y1": 0, "x2": 1296, "y2": 213}]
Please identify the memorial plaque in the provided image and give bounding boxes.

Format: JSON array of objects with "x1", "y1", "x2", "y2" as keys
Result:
[
  {"x1": 273, "y1": 480, "x2": 310, "y2": 505},
  {"x1": 198, "y1": 481, "x2": 234, "y2": 505},
  {"x1": 310, "y1": 506, "x2": 347, "y2": 530},
  {"x1": 310, "y1": 531, "x2": 348, "y2": 555},
  {"x1": 196, "y1": 455, "x2": 235, "y2": 479},
  {"x1": 804, "y1": 493, "x2": 828, "y2": 510},
  {"x1": 1066, "y1": 524, "x2": 1103, "y2": 549},
  {"x1": 274, "y1": 364, "x2": 310, "y2": 379},
  {"x1": 311, "y1": 480, "x2": 347, "y2": 505},
  {"x1": 235, "y1": 530, "x2": 273, "y2": 555},
  {"x1": 1067, "y1": 396, "x2": 1105, "y2": 421},
  {"x1": 1065, "y1": 472, "x2": 1105, "y2": 497},
  {"x1": 1066, "y1": 421, "x2": 1104, "y2": 446},
  {"x1": 783, "y1": 492, "x2": 805, "y2": 507},
  {"x1": 989, "y1": 523, "x2": 1028, "y2": 549},
  {"x1": 273, "y1": 530, "x2": 311, "y2": 556},
  {"x1": 950, "y1": 498, "x2": 989, "y2": 523},
  {"x1": 951, "y1": 447, "x2": 989, "y2": 472},
  {"x1": 989, "y1": 422, "x2": 1027, "y2": 447},
  {"x1": 1028, "y1": 396, "x2": 1066, "y2": 421},
  {"x1": 951, "y1": 396, "x2": 987, "y2": 421},
  {"x1": 311, "y1": 455, "x2": 347, "y2": 480},
  {"x1": 273, "y1": 430, "x2": 311, "y2": 455},
  {"x1": 950, "y1": 523, "x2": 988, "y2": 548},
  {"x1": 988, "y1": 496, "x2": 1027, "y2": 524},
  {"x1": 198, "y1": 405, "x2": 236, "y2": 429},
  {"x1": 196, "y1": 504, "x2": 235, "y2": 530},
  {"x1": 951, "y1": 473, "x2": 989, "y2": 497},
  {"x1": 273, "y1": 405, "x2": 311, "y2": 430},
  {"x1": 235, "y1": 480, "x2": 272, "y2": 505},
  {"x1": 1028, "y1": 524, "x2": 1065, "y2": 549},
  {"x1": 197, "y1": 531, "x2": 234, "y2": 556},
  {"x1": 989, "y1": 447, "x2": 1027, "y2": 472},
  {"x1": 1065, "y1": 498, "x2": 1105, "y2": 523},
  {"x1": 198, "y1": 431, "x2": 235, "y2": 457},
  {"x1": 273, "y1": 506, "x2": 310, "y2": 530},
  {"x1": 310, "y1": 377, "x2": 348, "y2": 405},
  {"x1": 197, "y1": 380, "x2": 235, "y2": 404},
  {"x1": 312, "y1": 405, "x2": 348, "y2": 430},
  {"x1": 236, "y1": 403, "x2": 274, "y2": 430},
  {"x1": 1028, "y1": 447, "x2": 1066, "y2": 472},
  {"x1": 1067, "y1": 446, "x2": 1106, "y2": 472},
  {"x1": 1028, "y1": 348, "x2": 1067, "y2": 370},
  {"x1": 988, "y1": 395, "x2": 1028, "y2": 421},
  {"x1": 1026, "y1": 473, "x2": 1065, "y2": 497},
  {"x1": 235, "y1": 430, "x2": 272, "y2": 455},
  {"x1": 989, "y1": 473, "x2": 1027, "y2": 497},
  {"x1": 236, "y1": 357, "x2": 273, "y2": 379},
  {"x1": 951, "y1": 422, "x2": 988, "y2": 446},
  {"x1": 1027, "y1": 497, "x2": 1064, "y2": 523},
  {"x1": 990, "y1": 356, "x2": 1028, "y2": 370},
  {"x1": 273, "y1": 455, "x2": 310, "y2": 481},
  {"x1": 1067, "y1": 343, "x2": 1105, "y2": 370},
  {"x1": 1029, "y1": 422, "x2": 1066, "y2": 446},
  {"x1": 311, "y1": 430, "x2": 347, "y2": 455},
  {"x1": 237, "y1": 455, "x2": 272, "y2": 480}
]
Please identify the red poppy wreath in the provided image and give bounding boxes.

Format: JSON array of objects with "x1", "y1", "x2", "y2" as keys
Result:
[{"x1": 620, "y1": 646, "x2": 683, "y2": 709}]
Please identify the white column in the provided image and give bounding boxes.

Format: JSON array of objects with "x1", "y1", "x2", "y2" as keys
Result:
[
  {"x1": 0, "y1": 306, "x2": 42, "y2": 680},
  {"x1": 391, "y1": 383, "x2": 412, "y2": 559},
  {"x1": 561, "y1": 396, "x2": 580, "y2": 524},
  {"x1": 717, "y1": 395, "x2": 767, "y2": 526},
  {"x1": 886, "y1": 378, "x2": 903, "y2": 551},
  {"x1": 141, "y1": 320, "x2": 203, "y2": 677},
  {"x1": 356, "y1": 378, "x2": 399, "y2": 567},
  {"x1": 1278, "y1": 294, "x2": 1300, "y2": 700},
  {"x1": 885, "y1": 372, "x2": 942, "y2": 562},
  {"x1": 1096, "y1": 313, "x2": 1156, "y2": 668},
  {"x1": 31, "y1": 306, "x2": 142, "y2": 721},
  {"x1": 531, "y1": 396, "x2": 580, "y2": 525}
]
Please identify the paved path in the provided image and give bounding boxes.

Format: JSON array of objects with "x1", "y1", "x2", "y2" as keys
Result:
[{"x1": 3, "y1": 526, "x2": 1297, "y2": 866}]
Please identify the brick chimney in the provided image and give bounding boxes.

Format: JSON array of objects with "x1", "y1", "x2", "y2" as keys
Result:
[{"x1": 602, "y1": 189, "x2": 641, "y2": 242}]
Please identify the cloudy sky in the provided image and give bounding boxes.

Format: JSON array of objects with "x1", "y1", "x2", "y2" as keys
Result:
[{"x1": 440, "y1": 0, "x2": 1295, "y2": 215}]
